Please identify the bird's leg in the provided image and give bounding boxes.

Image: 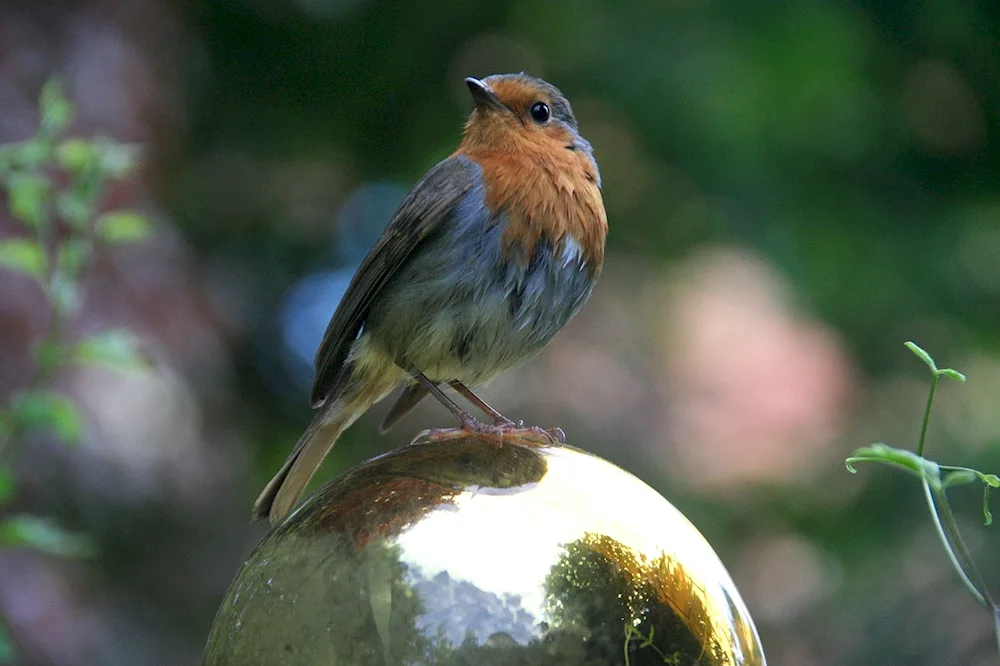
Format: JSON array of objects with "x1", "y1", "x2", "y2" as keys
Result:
[
  {"x1": 449, "y1": 380, "x2": 566, "y2": 445},
  {"x1": 408, "y1": 371, "x2": 508, "y2": 437},
  {"x1": 407, "y1": 372, "x2": 562, "y2": 446},
  {"x1": 408, "y1": 372, "x2": 499, "y2": 445},
  {"x1": 447, "y1": 380, "x2": 516, "y2": 427},
  {"x1": 409, "y1": 371, "x2": 480, "y2": 427}
]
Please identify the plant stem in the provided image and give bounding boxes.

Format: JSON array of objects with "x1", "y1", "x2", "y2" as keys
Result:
[
  {"x1": 994, "y1": 607, "x2": 1000, "y2": 655},
  {"x1": 927, "y1": 478, "x2": 1000, "y2": 653},
  {"x1": 922, "y1": 478, "x2": 994, "y2": 609},
  {"x1": 0, "y1": 164, "x2": 67, "y2": 463},
  {"x1": 917, "y1": 373, "x2": 939, "y2": 457}
]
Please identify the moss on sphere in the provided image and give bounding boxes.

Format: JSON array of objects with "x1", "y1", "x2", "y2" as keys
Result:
[{"x1": 205, "y1": 433, "x2": 766, "y2": 665}]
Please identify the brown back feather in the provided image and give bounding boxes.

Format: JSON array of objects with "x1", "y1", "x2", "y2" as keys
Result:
[{"x1": 310, "y1": 157, "x2": 475, "y2": 407}]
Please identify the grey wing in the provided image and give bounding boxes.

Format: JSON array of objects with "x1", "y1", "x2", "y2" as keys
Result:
[{"x1": 309, "y1": 155, "x2": 477, "y2": 408}]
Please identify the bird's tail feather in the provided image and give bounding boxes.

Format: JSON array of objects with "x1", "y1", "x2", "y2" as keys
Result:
[{"x1": 252, "y1": 413, "x2": 348, "y2": 525}]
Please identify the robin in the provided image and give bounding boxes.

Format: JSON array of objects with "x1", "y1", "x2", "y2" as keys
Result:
[{"x1": 254, "y1": 73, "x2": 607, "y2": 524}]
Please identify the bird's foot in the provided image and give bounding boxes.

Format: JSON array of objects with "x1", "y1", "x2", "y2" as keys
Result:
[
  {"x1": 411, "y1": 417, "x2": 566, "y2": 447},
  {"x1": 467, "y1": 416, "x2": 566, "y2": 446}
]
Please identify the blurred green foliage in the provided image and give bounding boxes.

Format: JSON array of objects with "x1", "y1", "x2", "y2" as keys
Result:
[{"x1": 0, "y1": 79, "x2": 152, "y2": 661}]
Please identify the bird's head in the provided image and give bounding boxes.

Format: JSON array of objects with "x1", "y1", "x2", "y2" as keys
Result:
[{"x1": 460, "y1": 74, "x2": 591, "y2": 157}]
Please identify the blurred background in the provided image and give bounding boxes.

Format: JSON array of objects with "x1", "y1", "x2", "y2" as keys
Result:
[{"x1": 1, "y1": 0, "x2": 999, "y2": 663}]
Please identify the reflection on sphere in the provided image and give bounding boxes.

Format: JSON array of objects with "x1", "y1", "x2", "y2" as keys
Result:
[{"x1": 206, "y1": 433, "x2": 766, "y2": 665}]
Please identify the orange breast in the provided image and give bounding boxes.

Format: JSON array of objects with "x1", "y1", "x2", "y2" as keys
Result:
[{"x1": 458, "y1": 138, "x2": 607, "y2": 271}]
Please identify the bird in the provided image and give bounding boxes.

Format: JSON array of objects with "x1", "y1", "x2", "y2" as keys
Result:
[{"x1": 253, "y1": 73, "x2": 607, "y2": 524}]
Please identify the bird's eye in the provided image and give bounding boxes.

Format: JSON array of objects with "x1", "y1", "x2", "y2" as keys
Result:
[{"x1": 529, "y1": 102, "x2": 551, "y2": 124}]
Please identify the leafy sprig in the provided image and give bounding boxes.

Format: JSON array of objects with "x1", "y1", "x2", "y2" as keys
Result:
[
  {"x1": 0, "y1": 78, "x2": 152, "y2": 660},
  {"x1": 846, "y1": 342, "x2": 999, "y2": 653},
  {"x1": 0, "y1": 78, "x2": 151, "y2": 458}
]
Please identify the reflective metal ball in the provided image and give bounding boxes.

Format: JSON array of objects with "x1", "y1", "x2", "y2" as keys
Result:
[{"x1": 206, "y1": 432, "x2": 766, "y2": 665}]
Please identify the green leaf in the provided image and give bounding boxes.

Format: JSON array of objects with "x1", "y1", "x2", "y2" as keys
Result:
[
  {"x1": 73, "y1": 329, "x2": 151, "y2": 371},
  {"x1": 5, "y1": 172, "x2": 49, "y2": 229},
  {"x1": 846, "y1": 443, "x2": 942, "y2": 486},
  {"x1": 942, "y1": 469, "x2": 978, "y2": 488},
  {"x1": 0, "y1": 144, "x2": 15, "y2": 173},
  {"x1": 0, "y1": 239, "x2": 46, "y2": 281},
  {"x1": 96, "y1": 211, "x2": 151, "y2": 243},
  {"x1": 57, "y1": 239, "x2": 90, "y2": 276},
  {"x1": 0, "y1": 622, "x2": 14, "y2": 664},
  {"x1": 49, "y1": 273, "x2": 80, "y2": 315},
  {"x1": 905, "y1": 341, "x2": 937, "y2": 373},
  {"x1": 31, "y1": 338, "x2": 64, "y2": 374},
  {"x1": 938, "y1": 368, "x2": 967, "y2": 383},
  {"x1": 55, "y1": 138, "x2": 97, "y2": 172},
  {"x1": 39, "y1": 78, "x2": 73, "y2": 135},
  {"x1": 984, "y1": 485, "x2": 993, "y2": 527},
  {"x1": 0, "y1": 466, "x2": 12, "y2": 505},
  {"x1": 1, "y1": 138, "x2": 52, "y2": 172},
  {"x1": 56, "y1": 189, "x2": 94, "y2": 229},
  {"x1": 94, "y1": 141, "x2": 140, "y2": 178},
  {"x1": 11, "y1": 391, "x2": 83, "y2": 445},
  {"x1": 0, "y1": 515, "x2": 93, "y2": 557},
  {"x1": 17, "y1": 139, "x2": 51, "y2": 169},
  {"x1": 939, "y1": 465, "x2": 998, "y2": 487}
]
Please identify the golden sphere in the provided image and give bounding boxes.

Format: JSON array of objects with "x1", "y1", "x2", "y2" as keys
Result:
[{"x1": 206, "y1": 433, "x2": 766, "y2": 665}]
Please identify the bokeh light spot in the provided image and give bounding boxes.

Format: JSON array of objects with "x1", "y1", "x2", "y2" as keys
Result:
[{"x1": 280, "y1": 270, "x2": 354, "y2": 389}]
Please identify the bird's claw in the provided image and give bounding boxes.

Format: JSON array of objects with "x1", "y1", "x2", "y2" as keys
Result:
[
  {"x1": 411, "y1": 420, "x2": 567, "y2": 447},
  {"x1": 537, "y1": 426, "x2": 566, "y2": 444}
]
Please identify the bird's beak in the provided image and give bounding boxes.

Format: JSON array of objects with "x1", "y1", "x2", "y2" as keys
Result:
[{"x1": 465, "y1": 77, "x2": 506, "y2": 113}]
